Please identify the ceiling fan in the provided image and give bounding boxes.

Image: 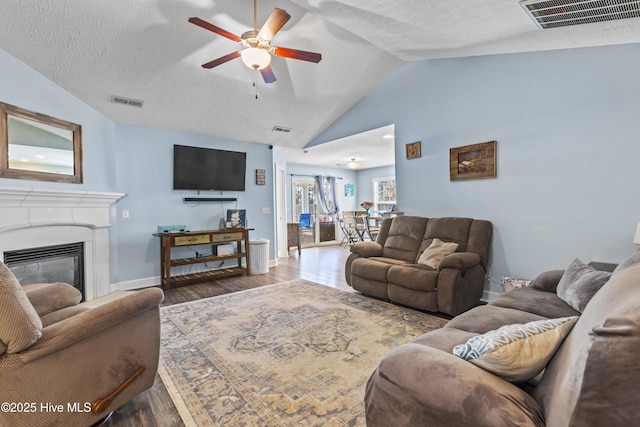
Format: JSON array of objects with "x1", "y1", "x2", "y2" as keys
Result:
[{"x1": 189, "y1": 0, "x2": 322, "y2": 84}]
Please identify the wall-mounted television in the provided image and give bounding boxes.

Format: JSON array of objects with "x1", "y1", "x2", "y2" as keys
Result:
[{"x1": 173, "y1": 144, "x2": 246, "y2": 192}]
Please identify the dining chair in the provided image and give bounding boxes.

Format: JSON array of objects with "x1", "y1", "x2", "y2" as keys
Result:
[{"x1": 361, "y1": 214, "x2": 380, "y2": 241}]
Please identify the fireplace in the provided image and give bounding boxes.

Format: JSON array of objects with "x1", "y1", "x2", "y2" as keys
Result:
[
  {"x1": 4, "y1": 242, "x2": 85, "y2": 300},
  {"x1": 0, "y1": 186, "x2": 124, "y2": 300}
]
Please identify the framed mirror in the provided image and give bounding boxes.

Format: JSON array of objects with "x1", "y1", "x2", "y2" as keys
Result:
[{"x1": 0, "y1": 102, "x2": 82, "y2": 183}]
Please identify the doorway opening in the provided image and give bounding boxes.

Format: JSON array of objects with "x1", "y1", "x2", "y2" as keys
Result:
[{"x1": 292, "y1": 177, "x2": 336, "y2": 247}]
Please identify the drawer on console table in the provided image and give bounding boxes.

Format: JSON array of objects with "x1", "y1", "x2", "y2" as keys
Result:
[
  {"x1": 211, "y1": 232, "x2": 243, "y2": 243},
  {"x1": 174, "y1": 234, "x2": 211, "y2": 246}
]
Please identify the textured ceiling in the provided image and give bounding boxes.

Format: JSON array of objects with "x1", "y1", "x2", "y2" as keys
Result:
[{"x1": 1, "y1": 0, "x2": 639, "y2": 168}]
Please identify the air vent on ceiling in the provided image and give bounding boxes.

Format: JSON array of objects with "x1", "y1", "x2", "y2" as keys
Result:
[
  {"x1": 111, "y1": 95, "x2": 144, "y2": 108},
  {"x1": 520, "y1": 0, "x2": 640, "y2": 29},
  {"x1": 272, "y1": 126, "x2": 292, "y2": 133}
]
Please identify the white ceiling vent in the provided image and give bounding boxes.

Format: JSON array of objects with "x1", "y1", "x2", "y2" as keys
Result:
[
  {"x1": 272, "y1": 126, "x2": 292, "y2": 133},
  {"x1": 111, "y1": 95, "x2": 144, "y2": 108},
  {"x1": 520, "y1": 0, "x2": 640, "y2": 29}
]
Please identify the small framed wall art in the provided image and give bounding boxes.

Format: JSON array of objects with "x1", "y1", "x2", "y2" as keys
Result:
[
  {"x1": 344, "y1": 183, "x2": 355, "y2": 197},
  {"x1": 406, "y1": 141, "x2": 421, "y2": 159},
  {"x1": 449, "y1": 140, "x2": 497, "y2": 181},
  {"x1": 255, "y1": 169, "x2": 266, "y2": 185}
]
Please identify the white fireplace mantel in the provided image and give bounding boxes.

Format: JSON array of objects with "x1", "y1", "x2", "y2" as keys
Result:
[{"x1": 0, "y1": 186, "x2": 125, "y2": 300}]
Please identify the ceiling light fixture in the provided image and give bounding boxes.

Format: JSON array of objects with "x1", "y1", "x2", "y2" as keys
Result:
[
  {"x1": 347, "y1": 158, "x2": 360, "y2": 169},
  {"x1": 240, "y1": 47, "x2": 272, "y2": 70},
  {"x1": 383, "y1": 134, "x2": 394, "y2": 139}
]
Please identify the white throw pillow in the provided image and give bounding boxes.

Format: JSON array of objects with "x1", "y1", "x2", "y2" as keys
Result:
[
  {"x1": 417, "y1": 238, "x2": 458, "y2": 269},
  {"x1": 453, "y1": 316, "x2": 578, "y2": 382}
]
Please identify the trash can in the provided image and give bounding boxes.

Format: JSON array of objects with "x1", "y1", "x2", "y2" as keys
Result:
[{"x1": 249, "y1": 239, "x2": 269, "y2": 274}]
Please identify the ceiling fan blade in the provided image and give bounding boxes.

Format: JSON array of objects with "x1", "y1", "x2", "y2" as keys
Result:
[
  {"x1": 201, "y1": 51, "x2": 241, "y2": 69},
  {"x1": 260, "y1": 65, "x2": 277, "y2": 84},
  {"x1": 257, "y1": 8, "x2": 291, "y2": 41},
  {"x1": 188, "y1": 17, "x2": 242, "y2": 42},
  {"x1": 272, "y1": 47, "x2": 322, "y2": 63}
]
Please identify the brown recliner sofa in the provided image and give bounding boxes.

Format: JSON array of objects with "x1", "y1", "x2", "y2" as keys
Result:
[
  {"x1": 0, "y1": 261, "x2": 164, "y2": 427},
  {"x1": 365, "y1": 252, "x2": 640, "y2": 426},
  {"x1": 345, "y1": 216, "x2": 492, "y2": 316}
]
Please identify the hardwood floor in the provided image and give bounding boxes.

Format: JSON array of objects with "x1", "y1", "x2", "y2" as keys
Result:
[{"x1": 105, "y1": 244, "x2": 352, "y2": 427}]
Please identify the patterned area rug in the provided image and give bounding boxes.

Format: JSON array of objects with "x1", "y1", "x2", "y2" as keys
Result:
[{"x1": 158, "y1": 280, "x2": 448, "y2": 426}]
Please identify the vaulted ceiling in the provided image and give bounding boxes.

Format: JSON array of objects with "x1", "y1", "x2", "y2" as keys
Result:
[{"x1": 1, "y1": 0, "x2": 639, "y2": 157}]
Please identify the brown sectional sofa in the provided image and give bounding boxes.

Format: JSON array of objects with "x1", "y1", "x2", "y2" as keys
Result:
[
  {"x1": 345, "y1": 216, "x2": 492, "y2": 316},
  {"x1": 364, "y1": 252, "x2": 640, "y2": 427}
]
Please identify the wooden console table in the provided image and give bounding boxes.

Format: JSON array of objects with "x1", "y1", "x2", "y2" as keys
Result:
[{"x1": 154, "y1": 228, "x2": 251, "y2": 290}]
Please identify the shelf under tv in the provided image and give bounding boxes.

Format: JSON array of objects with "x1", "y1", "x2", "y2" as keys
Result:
[{"x1": 182, "y1": 197, "x2": 237, "y2": 202}]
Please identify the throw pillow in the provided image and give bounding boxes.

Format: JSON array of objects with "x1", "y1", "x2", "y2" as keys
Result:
[
  {"x1": 0, "y1": 262, "x2": 43, "y2": 355},
  {"x1": 556, "y1": 259, "x2": 612, "y2": 312},
  {"x1": 453, "y1": 316, "x2": 578, "y2": 383},
  {"x1": 417, "y1": 238, "x2": 459, "y2": 269}
]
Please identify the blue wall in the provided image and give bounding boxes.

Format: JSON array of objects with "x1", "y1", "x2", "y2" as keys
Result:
[
  {"x1": 356, "y1": 165, "x2": 396, "y2": 209},
  {"x1": 311, "y1": 43, "x2": 640, "y2": 292},
  {"x1": 0, "y1": 49, "x2": 117, "y2": 192},
  {"x1": 5, "y1": 42, "x2": 640, "y2": 294},
  {"x1": 1, "y1": 49, "x2": 277, "y2": 288},
  {"x1": 112, "y1": 124, "x2": 275, "y2": 285}
]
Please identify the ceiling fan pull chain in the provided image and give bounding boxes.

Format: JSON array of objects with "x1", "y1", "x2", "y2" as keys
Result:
[{"x1": 254, "y1": 71, "x2": 259, "y2": 99}]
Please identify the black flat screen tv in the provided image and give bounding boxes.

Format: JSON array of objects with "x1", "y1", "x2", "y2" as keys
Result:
[{"x1": 173, "y1": 144, "x2": 246, "y2": 191}]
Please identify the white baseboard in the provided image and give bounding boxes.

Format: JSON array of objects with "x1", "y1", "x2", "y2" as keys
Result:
[{"x1": 110, "y1": 276, "x2": 160, "y2": 293}]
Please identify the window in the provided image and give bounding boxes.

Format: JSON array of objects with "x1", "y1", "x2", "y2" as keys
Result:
[{"x1": 373, "y1": 176, "x2": 396, "y2": 213}]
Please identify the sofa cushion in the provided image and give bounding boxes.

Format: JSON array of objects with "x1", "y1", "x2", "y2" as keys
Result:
[
  {"x1": 446, "y1": 305, "x2": 548, "y2": 335},
  {"x1": 490, "y1": 287, "x2": 580, "y2": 319},
  {"x1": 411, "y1": 327, "x2": 478, "y2": 353},
  {"x1": 556, "y1": 258, "x2": 611, "y2": 312},
  {"x1": 22, "y1": 282, "x2": 82, "y2": 317},
  {"x1": 352, "y1": 257, "x2": 410, "y2": 282},
  {"x1": 417, "y1": 238, "x2": 459, "y2": 268},
  {"x1": 421, "y1": 217, "x2": 472, "y2": 252},
  {"x1": 453, "y1": 316, "x2": 578, "y2": 383},
  {"x1": 534, "y1": 253, "x2": 640, "y2": 426},
  {"x1": 387, "y1": 264, "x2": 438, "y2": 291},
  {"x1": 0, "y1": 262, "x2": 43, "y2": 355},
  {"x1": 40, "y1": 304, "x2": 91, "y2": 327},
  {"x1": 380, "y1": 216, "x2": 428, "y2": 262}
]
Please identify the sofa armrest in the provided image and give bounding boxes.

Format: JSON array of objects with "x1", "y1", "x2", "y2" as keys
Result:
[
  {"x1": 22, "y1": 282, "x2": 82, "y2": 317},
  {"x1": 19, "y1": 287, "x2": 164, "y2": 362},
  {"x1": 350, "y1": 241, "x2": 383, "y2": 257},
  {"x1": 365, "y1": 343, "x2": 544, "y2": 427},
  {"x1": 437, "y1": 252, "x2": 482, "y2": 271},
  {"x1": 530, "y1": 269, "x2": 565, "y2": 293}
]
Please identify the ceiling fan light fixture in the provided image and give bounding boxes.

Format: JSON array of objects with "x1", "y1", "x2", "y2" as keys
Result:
[
  {"x1": 241, "y1": 47, "x2": 271, "y2": 70},
  {"x1": 347, "y1": 158, "x2": 360, "y2": 169}
]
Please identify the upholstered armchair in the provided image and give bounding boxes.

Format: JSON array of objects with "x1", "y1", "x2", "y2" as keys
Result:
[
  {"x1": 345, "y1": 216, "x2": 492, "y2": 316},
  {"x1": 0, "y1": 261, "x2": 163, "y2": 427}
]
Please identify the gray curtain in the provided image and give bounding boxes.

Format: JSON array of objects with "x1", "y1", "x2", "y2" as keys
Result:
[{"x1": 315, "y1": 175, "x2": 339, "y2": 215}]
